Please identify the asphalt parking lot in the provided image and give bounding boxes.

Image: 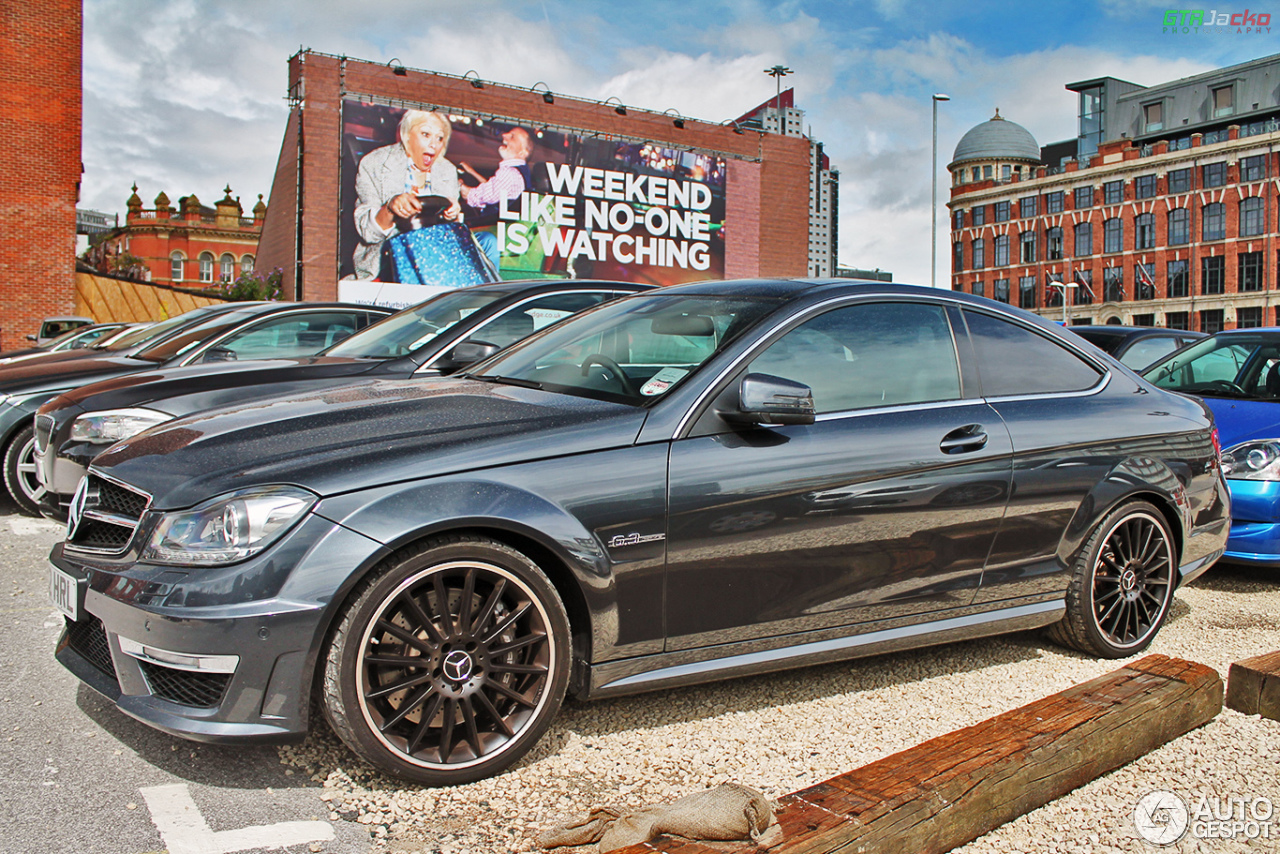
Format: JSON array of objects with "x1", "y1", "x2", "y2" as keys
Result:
[{"x1": 3, "y1": 492, "x2": 1278, "y2": 854}]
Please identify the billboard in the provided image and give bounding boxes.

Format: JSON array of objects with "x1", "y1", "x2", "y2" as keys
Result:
[{"x1": 339, "y1": 99, "x2": 726, "y2": 294}]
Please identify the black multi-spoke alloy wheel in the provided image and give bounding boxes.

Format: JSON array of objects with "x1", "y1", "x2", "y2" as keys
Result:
[
  {"x1": 324, "y1": 535, "x2": 570, "y2": 785},
  {"x1": 3, "y1": 424, "x2": 45, "y2": 517},
  {"x1": 1049, "y1": 500, "x2": 1177, "y2": 658}
]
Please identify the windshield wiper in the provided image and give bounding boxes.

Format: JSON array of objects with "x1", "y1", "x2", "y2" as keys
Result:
[{"x1": 467, "y1": 374, "x2": 543, "y2": 389}]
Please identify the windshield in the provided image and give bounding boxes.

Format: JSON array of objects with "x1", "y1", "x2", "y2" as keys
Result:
[
  {"x1": 470, "y1": 293, "x2": 778, "y2": 405},
  {"x1": 1143, "y1": 334, "x2": 1280, "y2": 399},
  {"x1": 95, "y1": 307, "x2": 226, "y2": 352},
  {"x1": 133, "y1": 306, "x2": 271, "y2": 363},
  {"x1": 324, "y1": 289, "x2": 508, "y2": 359}
]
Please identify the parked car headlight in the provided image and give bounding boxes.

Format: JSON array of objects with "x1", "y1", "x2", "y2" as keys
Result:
[
  {"x1": 142, "y1": 486, "x2": 317, "y2": 566},
  {"x1": 71, "y1": 408, "x2": 172, "y2": 444},
  {"x1": 1221, "y1": 440, "x2": 1280, "y2": 480}
]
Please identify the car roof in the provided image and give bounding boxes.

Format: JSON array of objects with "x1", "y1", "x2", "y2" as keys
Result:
[{"x1": 448, "y1": 278, "x2": 654, "y2": 297}]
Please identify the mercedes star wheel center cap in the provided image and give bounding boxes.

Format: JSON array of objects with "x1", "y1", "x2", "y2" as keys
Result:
[{"x1": 443, "y1": 649, "x2": 474, "y2": 682}]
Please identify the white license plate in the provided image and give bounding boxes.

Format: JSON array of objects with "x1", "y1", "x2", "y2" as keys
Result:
[{"x1": 49, "y1": 564, "x2": 81, "y2": 621}]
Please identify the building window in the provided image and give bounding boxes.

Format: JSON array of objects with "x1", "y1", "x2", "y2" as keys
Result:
[
  {"x1": 1020, "y1": 230, "x2": 1037, "y2": 263},
  {"x1": 953, "y1": 241, "x2": 964, "y2": 272},
  {"x1": 1143, "y1": 102, "x2": 1163, "y2": 133},
  {"x1": 1168, "y1": 208, "x2": 1189, "y2": 245},
  {"x1": 994, "y1": 234, "x2": 1009, "y2": 267},
  {"x1": 1103, "y1": 218, "x2": 1123, "y2": 253},
  {"x1": 972, "y1": 205, "x2": 986, "y2": 226},
  {"x1": 994, "y1": 201, "x2": 1010, "y2": 222},
  {"x1": 1019, "y1": 276, "x2": 1037, "y2": 309},
  {"x1": 1166, "y1": 311, "x2": 1189, "y2": 331},
  {"x1": 219, "y1": 253, "x2": 235, "y2": 283},
  {"x1": 1103, "y1": 181, "x2": 1124, "y2": 204},
  {"x1": 1020, "y1": 195, "x2": 1038, "y2": 218},
  {"x1": 1200, "y1": 309, "x2": 1225, "y2": 334},
  {"x1": 1241, "y1": 197, "x2": 1265, "y2": 237},
  {"x1": 1240, "y1": 251, "x2": 1264, "y2": 292},
  {"x1": 1135, "y1": 175, "x2": 1157, "y2": 199},
  {"x1": 953, "y1": 209, "x2": 965, "y2": 229},
  {"x1": 1074, "y1": 186, "x2": 1093, "y2": 209},
  {"x1": 170, "y1": 252, "x2": 185, "y2": 282},
  {"x1": 1134, "y1": 213, "x2": 1155, "y2": 250},
  {"x1": 971, "y1": 167, "x2": 980, "y2": 183},
  {"x1": 1074, "y1": 222, "x2": 1092, "y2": 256},
  {"x1": 1135, "y1": 263, "x2": 1156, "y2": 300},
  {"x1": 1212, "y1": 84, "x2": 1234, "y2": 118},
  {"x1": 1241, "y1": 154, "x2": 1267, "y2": 182},
  {"x1": 973, "y1": 280, "x2": 985, "y2": 298},
  {"x1": 973, "y1": 238, "x2": 986, "y2": 269},
  {"x1": 983, "y1": 165, "x2": 992, "y2": 180},
  {"x1": 1202, "y1": 255, "x2": 1225, "y2": 295},
  {"x1": 1002, "y1": 165, "x2": 1011, "y2": 181},
  {"x1": 241, "y1": 255, "x2": 254, "y2": 274},
  {"x1": 1238, "y1": 306, "x2": 1263, "y2": 328},
  {"x1": 1203, "y1": 162, "x2": 1227, "y2": 188},
  {"x1": 1046, "y1": 191, "x2": 1063, "y2": 214},
  {"x1": 1104, "y1": 266, "x2": 1125, "y2": 302},
  {"x1": 198, "y1": 252, "x2": 214, "y2": 283},
  {"x1": 1167, "y1": 259, "x2": 1189, "y2": 298},
  {"x1": 1074, "y1": 270, "x2": 1094, "y2": 305},
  {"x1": 1167, "y1": 168, "x2": 1191, "y2": 193},
  {"x1": 1047, "y1": 226, "x2": 1063, "y2": 261},
  {"x1": 993, "y1": 278, "x2": 1010, "y2": 303},
  {"x1": 1202, "y1": 202, "x2": 1225, "y2": 241},
  {"x1": 1132, "y1": 313, "x2": 1155, "y2": 328}
]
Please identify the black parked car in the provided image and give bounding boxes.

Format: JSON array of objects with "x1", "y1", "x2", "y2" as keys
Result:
[
  {"x1": 1, "y1": 302, "x2": 390, "y2": 515},
  {"x1": 49, "y1": 279, "x2": 1229, "y2": 786},
  {"x1": 35, "y1": 280, "x2": 648, "y2": 517},
  {"x1": 1069, "y1": 325, "x2": 1205, "y2": 372}
]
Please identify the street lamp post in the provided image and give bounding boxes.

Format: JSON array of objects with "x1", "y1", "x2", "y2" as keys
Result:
[
  {"x1": 931, "y1": 93, "x2": 950, "y2": 289},
  {"x1": 764, "y1": 65, "x2": 793, "y2": 128},
  {"x1": 1048, "y1": 281, "x2": 1077, "y2": 324}
]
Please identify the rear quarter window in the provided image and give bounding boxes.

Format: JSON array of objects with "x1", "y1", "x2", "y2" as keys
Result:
[{"x1": 964, "y1": 310, "x2": 1102, "y2": 396}]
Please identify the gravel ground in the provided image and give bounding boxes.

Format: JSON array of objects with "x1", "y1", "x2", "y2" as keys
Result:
[{"x1": 278, "y1": 562, "x2": 1280, "y2": 854}]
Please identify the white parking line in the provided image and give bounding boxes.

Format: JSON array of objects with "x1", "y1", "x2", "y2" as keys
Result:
[{"x1": 140, "y1": 783, "x2": 334, "y2": 854}]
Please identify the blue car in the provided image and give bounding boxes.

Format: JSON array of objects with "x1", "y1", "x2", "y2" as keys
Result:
[{"x1": 1144, "y1": 329, "x2": 1280, "y2": 565}]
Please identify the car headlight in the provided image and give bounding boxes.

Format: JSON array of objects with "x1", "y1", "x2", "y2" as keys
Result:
[
  {"x1": 70, "y1": 408, "x2": 172, "y2": 443},
  {"x1": 142, "y1": 486, "x2": 317, "y2": 566},
  {"x1": 1221, "y1": 440, "x2": 1280, "y2": 480}
]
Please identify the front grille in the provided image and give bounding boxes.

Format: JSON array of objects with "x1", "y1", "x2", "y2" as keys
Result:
[
  {"x1": 33, "y1": 414, "x2": 54, "y2": 455},
  {"x1": 65, "y1": 617, "x2": 117, "y2": 681},
  {"x1": 139, "y1": 661, "x2": 231, "y2": 707},
  {"x1": 66, "y1": 474, "x2": 151, "y2": 555}
]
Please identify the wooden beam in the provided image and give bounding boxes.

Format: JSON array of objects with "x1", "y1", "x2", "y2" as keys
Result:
[
  {"x1": 1226, "y1": 650, "x2": 1280, "y2": 721},
  {"x1": 607, "y1": 655, "x2": 1221, "y2": 854}
]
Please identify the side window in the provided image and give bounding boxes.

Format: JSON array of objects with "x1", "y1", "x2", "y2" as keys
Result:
[
  {"x1": 964, "y1": 310, "x2": 1102, "y2": 396},
  {"x1": 1118, "y1": 337, "x2": 1178, "y2": 370},
  {"x1": 748, "y1": 302, "x2": 961, "y2": 414},
  {"x1": 207, "y1": 312, "x2": 361, "y2": 361},
  {"x1": 470, "y1": 292, "x2": 612, "y2": 350}
]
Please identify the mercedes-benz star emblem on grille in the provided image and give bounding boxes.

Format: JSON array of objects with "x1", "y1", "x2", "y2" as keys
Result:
[
  {"x1": 66, "y1": 478, "x2": 91, "y2": 540},
  {"x1": 442, "y1": 650, "x2": 473, "y2": 682}
]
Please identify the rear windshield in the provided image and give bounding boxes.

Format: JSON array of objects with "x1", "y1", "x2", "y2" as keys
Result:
[
  {"x1": 324, "y1": 289, "x2": 509, "y2": 359},
  {"x1": 95, "y1": 306, "x2": 227, "y2": 351}
]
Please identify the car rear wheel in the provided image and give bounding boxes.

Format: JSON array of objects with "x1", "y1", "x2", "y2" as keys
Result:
[
  {"x1": 323, "y1": 534, "x2": 570, "y2": 785},
  {"x1": 3, "y1": 424, "x2": 46, "y2": 517},
  {"x1": 1048, "y1": 500, "x2": 1177, "y2": 658}
]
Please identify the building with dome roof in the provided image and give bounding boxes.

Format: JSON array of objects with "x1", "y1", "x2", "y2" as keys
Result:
[{"x1": 948, "y1": 52, "x2": 1280, "y2": 332}]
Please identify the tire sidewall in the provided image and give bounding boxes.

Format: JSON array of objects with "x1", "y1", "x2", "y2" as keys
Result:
[{"x1": 2, "y1": 423, "x2": 40, "y2": 516}]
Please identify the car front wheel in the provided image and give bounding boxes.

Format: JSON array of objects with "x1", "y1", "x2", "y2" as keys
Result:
[
  {"x1": 1048, "y1": 500, "x2": 1177, "y2": 658},
  {"x1": 323, "y1": 534, "x2": 570, "y2": 785},
  {"x1": 3, "y1": 424, "x2": 46, "y2": 517}
]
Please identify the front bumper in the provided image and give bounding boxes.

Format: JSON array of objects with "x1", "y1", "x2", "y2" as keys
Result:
[
  {"x1": 51, "y1": 512, "x2": 389, "y2": 743},
  {"x1": 1222, "y1": 478, "x2": 1280, "y2": 567}
]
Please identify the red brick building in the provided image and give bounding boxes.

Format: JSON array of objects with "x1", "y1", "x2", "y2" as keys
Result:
[
  {"x1": 258, "y1": 51, "x2": 821, "y2": 299},
  {"x1": 0, "y1": 1, "x2": 82, "y2": 349},
  {"x1": 85, "y1": 186, "x2": 266, "y2": 286}
]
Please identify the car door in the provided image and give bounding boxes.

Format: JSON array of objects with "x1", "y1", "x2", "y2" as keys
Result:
[{"x1": 663, "y1": 299, "x2": 1014, "y2": 651}]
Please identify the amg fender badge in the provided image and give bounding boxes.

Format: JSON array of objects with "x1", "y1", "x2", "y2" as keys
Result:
[{"x1": 607, "y1": 532, "x2": 666, "y2": 548}]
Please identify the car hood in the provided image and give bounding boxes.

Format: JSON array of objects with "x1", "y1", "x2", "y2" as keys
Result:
[
  {"x1": 47, "y1": 356, "x2": 381, "y2": 418},
  {"x1": 93, "y1": 376, "x2": 649, "y2": 509},
  {"x1": 0, "y1": 352, "x2": 153, "y2": 395},
  {"x1": 1201, "y1": 397, "x2": 1280, "y2": 448}
]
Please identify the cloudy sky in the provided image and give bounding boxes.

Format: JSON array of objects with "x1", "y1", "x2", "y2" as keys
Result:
[{"x1": 82, "y1": 0, "x2": 1277, "y2": 285}]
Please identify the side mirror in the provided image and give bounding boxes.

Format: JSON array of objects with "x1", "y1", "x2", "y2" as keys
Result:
[
  {"x1": 202, "y1": 346, "x2": 238, "y2": 363},
  {"x1": 25, "y1": 334, "x2": 37, "y2": 342},
  {"x1": 435, "y1": 339, "x2": 501, "y2": 374},
  {"x1": 722, "y1": 373, "x2": 815, "y2": 426}
]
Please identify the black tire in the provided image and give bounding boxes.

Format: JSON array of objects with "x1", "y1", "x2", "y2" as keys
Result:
[
  {"x1": 2, "y1": 424, "x2": 46, "y2": 517},
  {"x1": 1048, "y1": 500, "x2": 1177, "y2": 658},
  {"x1": 323, "y1": 534, "x2": 570, "y2": 785}
]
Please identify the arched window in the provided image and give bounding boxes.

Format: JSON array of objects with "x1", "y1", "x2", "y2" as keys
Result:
[
  {"x1": 170, "y1": 251, "x2": 185, "y2": 282},
  {"x1": 198, "y1": 252, "x2": 214, "y2": 283},
  {"x1": 219, "y1": 253, "x2": 235, "y2": 283},
  {"x1": 240, "y1": 254, "x2": 255, "y2": 275}
]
